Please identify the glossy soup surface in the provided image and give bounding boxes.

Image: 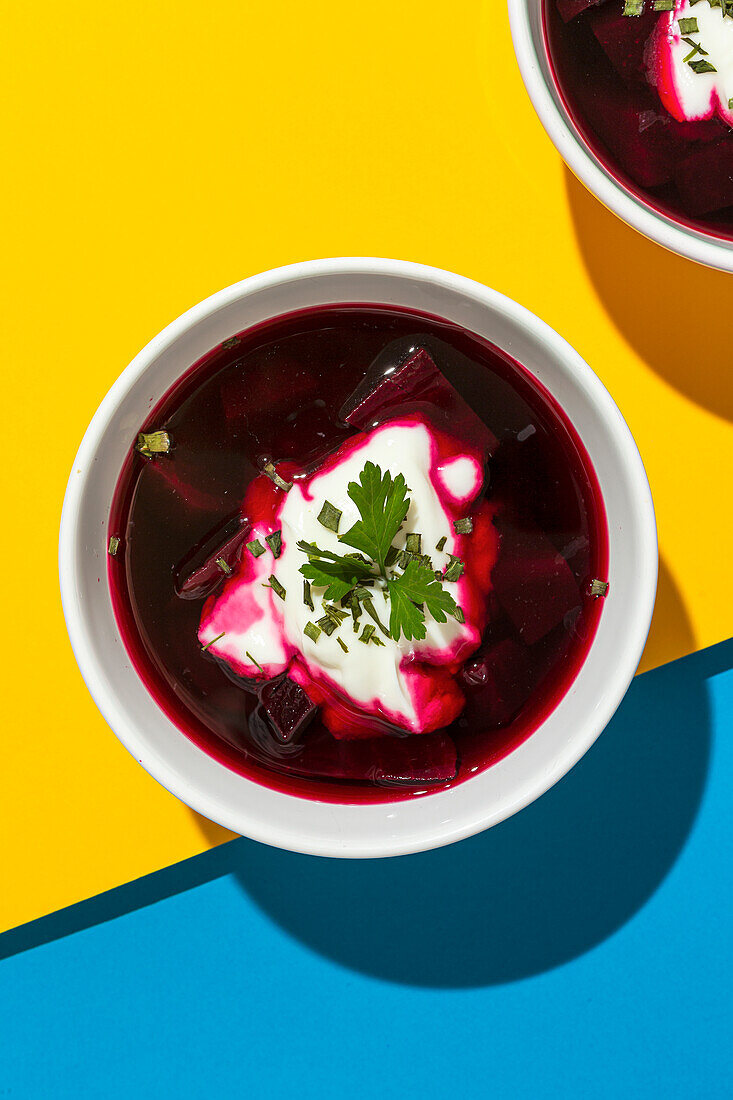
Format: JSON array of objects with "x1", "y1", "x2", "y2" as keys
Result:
[{"x1": 108, "y1": 304, "x2": 608, "y2": 803}]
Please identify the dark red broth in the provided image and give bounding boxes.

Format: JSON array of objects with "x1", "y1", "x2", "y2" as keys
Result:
[
  {"x1": 108, "y1": 305, "x2": 608, "y2": 803},
  {"x1": 544, "y1": 0, "x2": 733, "y2": 239}
]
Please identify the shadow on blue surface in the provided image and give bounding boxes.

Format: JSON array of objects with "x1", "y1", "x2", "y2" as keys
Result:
[{"x1": 2, "y1": 638, "x2": 729, "y2": 988}]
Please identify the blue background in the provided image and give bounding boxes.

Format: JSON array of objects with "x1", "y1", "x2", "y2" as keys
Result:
[{"x1": 1, "y1": 641, "x2": 731, "y2": 1098}]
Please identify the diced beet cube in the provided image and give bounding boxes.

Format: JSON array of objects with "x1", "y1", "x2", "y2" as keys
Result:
[
  {"x1": 556, "y1": 0, "x2": 607, "y2": 23},
  {"x1": 567, "y1": 58, "x2": 685, "y2": 188},
  {"x1": 674, "y1": 138, "x2": 733, "y2": 216},
  {"x1": 588, "y1": 7, "x2": 658, "y2": 86},
  {"x1": 295, "y1": 732, "x2": 458, "y2": 786},
  {"x1": 176, "y1": 519, "x2": 251, "y2": 599},
  {"x1": 492, "y1": 519, "x2": 581, "y2": 645},
  {"x1": 459, "y1": 638, "x2": 536, "y2": 727},
  {"x1": 339, "y1": 347, "x2": 497, "y2": 458},
  {"x1": 261, "y1": 677, "x2": 318, "y2": 744}
]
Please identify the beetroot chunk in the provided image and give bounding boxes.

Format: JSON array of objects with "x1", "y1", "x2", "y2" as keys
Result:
[
  {"x1": 492, "y1": 520, "x2": 581, "y2": 645},
  {"x1": 459, "y1": 639, "x2": 535, "y2": 728},
  {"x1": 298, "y1": 732, "x2": 458, "y2": 786},
  {"x1": 674, "y1": 138, "x2": 733, "y2": 216},
  {"x1": 261, "y1": 677, "x2": 318, "y2": 744},
  {"x1": 176, "y1": 520, "x2": 251, "y2": 599},
  {"x1": 588, "y1": 6, "x2": 658, "y2": 86},
  {"x1": 340, "y1": 347, "x2": 497, "y2": 458}
]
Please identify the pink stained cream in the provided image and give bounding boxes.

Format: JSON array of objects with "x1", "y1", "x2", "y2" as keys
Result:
[{"x1": 108, "y1": 304, "x2": 609, "y2": 803}]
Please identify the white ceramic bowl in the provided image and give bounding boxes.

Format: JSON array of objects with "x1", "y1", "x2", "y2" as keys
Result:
[
  {"x1": 59, "y1": 258, "x2": 657, "y2": 858},
  {"x1": 508, "y1": 0, "x2": 733, "y2": 272}
]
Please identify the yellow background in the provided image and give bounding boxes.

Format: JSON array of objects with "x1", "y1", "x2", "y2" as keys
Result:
[{"x1": 2, "y1": 1, "x2": 731, "y2": 933}]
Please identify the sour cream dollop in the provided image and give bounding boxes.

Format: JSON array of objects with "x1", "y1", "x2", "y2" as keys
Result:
[
  {"x1": 648, "y1": 0, "x2": 733, "y2": 126},
  {"x1": 198, "y1": 417, "x2": 499, "y2": 738}
]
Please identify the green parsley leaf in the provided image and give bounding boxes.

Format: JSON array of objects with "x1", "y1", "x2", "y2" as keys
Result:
[
  {"x1": 386, "y1": 559, "x2": 457, "y2": 642},
  {"x1": 339, "y1": 462, "x2": 410, "y2": 575}
]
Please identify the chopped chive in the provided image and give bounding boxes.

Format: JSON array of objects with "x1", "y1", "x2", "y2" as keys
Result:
[
  {"x1": 136, "y1": 430, "x2": 170, "y2": 457},
  {"x1": 246, "y1": 539, "x2": 266, "y2": 557},
  {"x1": 623, "y1": 0, "x2": 644, "y2": 14},
  {"x1": 678, "y1": 16, "x2": 699, "y2": 31},
  {"x1": 317, "y1": 615, "x2": 338, "y2": 636},
  {"x1": 265, "y1": 530, "x2": 282, "y2": 558},
  {"x1": 443, "y1": 556, "x2": 465, "y2": 582},
  {"x1": 246, "y1": 650, "x2": 264, "y2": 673},
  {"x1": 359, "y1": 624, "x2": 376, "y2": 644},
  {"x1": 317, "y1": 500, "x2": 342, "y2": 533},
  {"x1": 454, "y1": 606, "x2": 465, "y2": 624},
  {"x1": 349, "y1": 594, "x2": 362, "y2": 631},
  {"x1": 435, "y1": 536, "x2": 447, "y2": 552},
  {"x1": 215, "y1": 556, "x2": 232, "y2": 575},
  {"x1": 108, "y1": 535, "x2": 120, "y2": 557},
  {"x1": 397, "y1": 549, "x2": 412, "y2": 570},
  {"x1": 653, "y1": 0, "x2": 674, "y2": 8},
  {"x1": 221, "y1": 335, "x2": 240, "y2": 349},
  {"x1": 730, "y1": 98, "x2": 733, "y2": 110},
  {"x1": 405, "y1": 533, "x2": 422, "y2": 554},
  {"x1": 385, "y1": 545, "x2": 400, "y2": 567},
  {"x1": 589, "y1": 579, "x2": 610, "y2": 598},
  {"x1": 362, "y1": 596, "x2": 390, "y2": 636},
  {"x1": 689, "y1": 58, "x2": 717, "y2": 73},
  {"x1": 202, "y1": 631, "x2": 225, "y2": 652},
  {"x1": 453, "y1": 517, "x2": 473, "y2": 535},
  {"x1": 268, "y1": 575, "x2": 286, "y2": 600},
  {"x1": 435, "y1": 569, "x2": 443, "y2": 581},
  {"x1": 337, "y1": 636, "x2": 349, "y2": 653},
  {"x1": 303, "y1": 579, "x2": 314, "y2": 611},
  {"x1": 262, "y1": 461, "x2": 293, "y2": 492},
  {"x1": 304, "y1": 621, "x2": 321, "y2": 643},
  {"x1": 323, "y1": 603, "x2": 348, "y2": 624}
]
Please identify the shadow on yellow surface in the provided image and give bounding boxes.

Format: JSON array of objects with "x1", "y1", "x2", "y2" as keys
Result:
[{"x1": 565, "y1": 167, "x2": 733, "y2": 423}]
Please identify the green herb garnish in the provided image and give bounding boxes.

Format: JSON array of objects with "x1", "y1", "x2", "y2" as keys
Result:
[
  {"x1": 405, "y1": 533, "x2": 422, "y2": 555},
  {"x1": 202, "y1": 631, "x2": 225, "y2": 652},
  {"x1": 246, "y1": 650, "x2": 264, "y2": 673},
  {"x1": 453, "y1": 517, "x2": 473, "y2": 535},
  {"x1": 246, "y1": 539, "x2": 266, "y2": 557},
  {"x1": 454, "y1": 606, "x2": 465, "y2": 624},
  {"x1": 589, "y1": 579, "x2": 610, "y2": 597},
  {"x1": 386, "y1": 559, "x2": 457, "y2": 642},
  {"x1": 678, "y1": 16, "x2": 699, "y2": 31},
  {"x1": 304, "y1": 621, "x2": 321, "y2": 643},
  {"x1": 221, "y1": 335, "x2": 240, "y2": 349},
  {"x1": 653, "y1": 0, "x2": 674, "y2": 9},
  {"x1": 443, "y1": 556, "x2": 465, "y2": 582},
  {"x1": 136, "y1": 430, "x2": 170, "y2": 458},
  {"x1": 268, "y1": 575, "x2": 286, "y2": 601},
  {"x1": 215, "y1": 557, "x2": 231, "y2": 575},
  {"x1": 265, "y1": 530, "x2": 282, "y2": 558},
  {"x1": 385, "y1": 545, "x2": 400, "y2": 567},
  {"x1": 337, "y1": 637, "x2": 349, "y2": 653},
  {"x1": 317, "y1": 615, "x2": 338, "y2": 636},
  {"x1": 435, "y1": 536, "x2": 447, "y2": 552},
  {"x1": 303, "y1": 579, "x2": 314, "y2": 611},
  {"x1": 262, "y1": 461, "x2": 293, "y2": 492},
  {"x1": 689, "y1": 58, "x2": 717, "y2": 73},
  {"x1": 108, "y1": 535, "x2": 120, "y2": 557},
  {"x1": 317, "y1": 500, "x2": 342, "y2": 533},
  {"x1": 339, "y1": 462, "x2": 410, "y2": 577},
  {"x1": 623, "y1": 0, "x2": 644, "y2": 15}
]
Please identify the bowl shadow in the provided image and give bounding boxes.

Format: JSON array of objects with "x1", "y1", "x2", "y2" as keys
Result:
[
  {"x1": 565, "y1": 166, "x2": 733, "y2": 423},
  {"x1": 193, "y1": 561, "x2": 713, "y2": 988}
]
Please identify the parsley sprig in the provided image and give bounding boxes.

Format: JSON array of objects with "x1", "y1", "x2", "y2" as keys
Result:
[{"x1": 298, "y1": 462, "x2": 467, "y2": 644}]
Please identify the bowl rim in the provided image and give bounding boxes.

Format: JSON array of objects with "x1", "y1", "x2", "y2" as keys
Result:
[
  {"x1": 507, "y1": 0, "x2": 733, "y2": 273},
  {"x1": 59, "y1": 257, "x2": 658, "y2": 858}
]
